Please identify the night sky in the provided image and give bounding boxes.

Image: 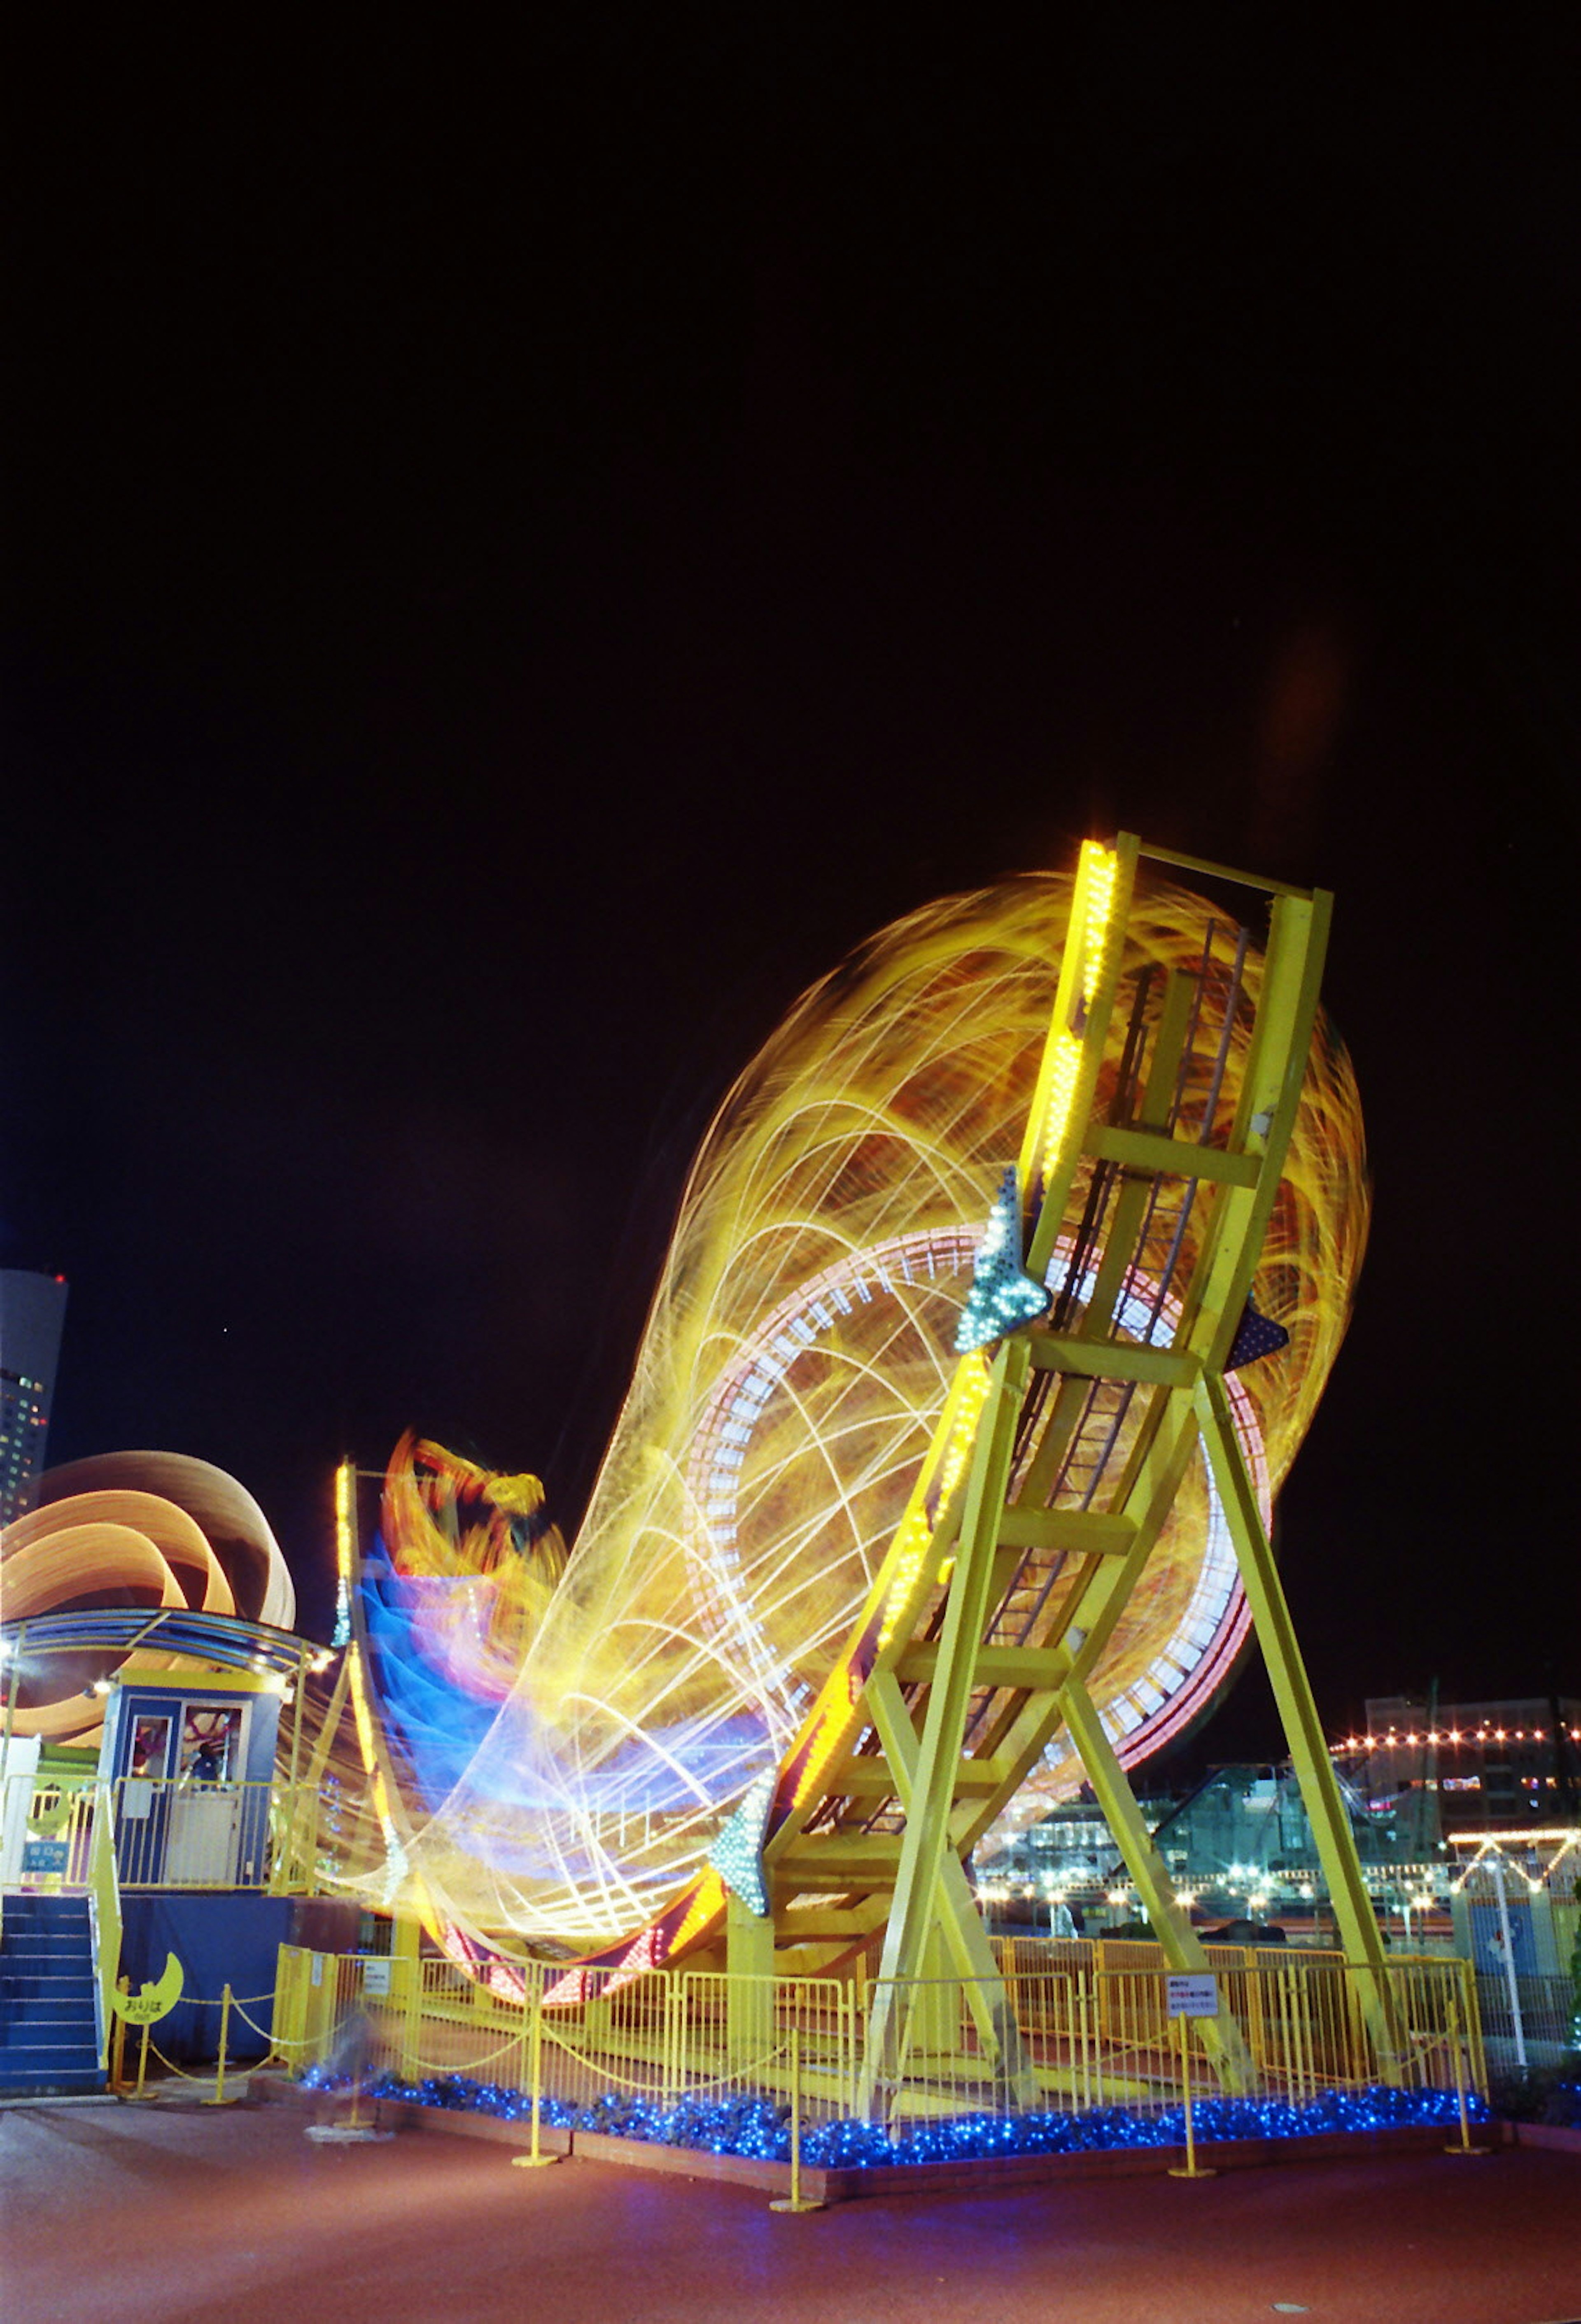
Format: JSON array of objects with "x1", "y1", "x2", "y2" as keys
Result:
[{"x1": 7, "y1": 26, "x2": 1577, "y2": 1770}]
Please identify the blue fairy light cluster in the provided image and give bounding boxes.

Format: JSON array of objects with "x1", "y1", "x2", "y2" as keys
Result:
[
  {"x1": 954, "y1": 1166, "x2": 1050, "y2": 1352},
  {"x1": 300, "y1": 2063, "x2": 1490, "y2": 2168},
  {"x1": 707, "y1": 1769, "x2": 776, "y2": 1918}
]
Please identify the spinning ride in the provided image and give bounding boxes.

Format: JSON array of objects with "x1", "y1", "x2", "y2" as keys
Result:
[
  {"x1": 0, "y1": 1452, "x2": 296, "y2": 1746},
  {"x1": 343, "y1": 836, "x2": 1378, "y2": 2002}
]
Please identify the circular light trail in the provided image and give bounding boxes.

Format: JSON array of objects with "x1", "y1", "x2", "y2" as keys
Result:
[{"x1": 352, "y1": 866, "x2": 1366, "y2": 1953}]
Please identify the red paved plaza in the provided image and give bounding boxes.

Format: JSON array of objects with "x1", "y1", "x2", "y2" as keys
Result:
[{"x1": 4, "y1": 2096, "x2": 1579, "y2": 2324}]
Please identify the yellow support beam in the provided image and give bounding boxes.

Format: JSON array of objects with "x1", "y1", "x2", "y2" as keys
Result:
[
  {"x1": 1133, "y1": 841, "x2": 1314, "y2": 899},
  {"x1": 1025, "y1": 1333, "x2": 1200, "y2": 1389},
  {"x1": 874, "y1": 1341, "x2": 1032, "y2": 1991},
  {"x1": 836, "y1": 1756, "x2": 1014, "y2": 1797},
  {"x1": 996, "y1": 1505, "x2": 1136, "y2": 1555},
  {"x1": 893, "y1": 1642, "x2": 1067, "y2": 1690},
  {"x1": 651, "y1": 831, "x2": 1394, "y2": 2096},
  {"x1": 775, "y1": 1837, "x2": 904, "y2": 1888},
  {"x1": 1082, "y1": 1122, "x2": 1263, "y2": 1187},
  {"x1": 1195, "y1": 1372, "x2": 1401, "y2": 2075},
  {"x1": 1058, "y1": 1672, "x2": 1251, "y2": 2088}
]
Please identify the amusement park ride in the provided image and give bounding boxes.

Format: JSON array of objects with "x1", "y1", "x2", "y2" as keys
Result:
[{"x1": 314, "y1": 832, "x2": 1393, "y2": 2061}]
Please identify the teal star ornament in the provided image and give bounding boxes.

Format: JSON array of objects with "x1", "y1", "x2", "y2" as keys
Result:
[
  {"x1": 707, "y1": 1769, "x2": 776, "y2": 1916},
  {"x1": 954, "y1": 1166, "x2": 1051, "y2": 1352}
]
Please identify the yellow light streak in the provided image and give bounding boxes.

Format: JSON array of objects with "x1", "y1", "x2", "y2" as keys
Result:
[
  {"x1": 335, "y1": 857, "x2": 1368, "y2": 1955},
  {"x1": 1036, "y1": 840, "x2": 1120, "y2": 1186}
]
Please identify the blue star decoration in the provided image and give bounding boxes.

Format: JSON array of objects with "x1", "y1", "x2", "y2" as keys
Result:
[
  {"x1": 1225, "y1": 1295, "x2": 1291, "y2": 1371},
  {"x1": 954, "y1": 1167, "x2": 1051, "y2": 1353},
  {"x1": 707, "y1": 1769, "x2": 776, "y2": 1917}
]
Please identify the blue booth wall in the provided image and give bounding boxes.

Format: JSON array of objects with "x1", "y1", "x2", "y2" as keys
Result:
[
  {"x1": 100, "y1": 1679, "x2": 282, "y2": 1894},
  {"x1": 121, "y1": 1893, "x2": 294, "y2": 2061},
  {"x1": 102, "y1": 1681, "x2": 281, "y2": 1786}
]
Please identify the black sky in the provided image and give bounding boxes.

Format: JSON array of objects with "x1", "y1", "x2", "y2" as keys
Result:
[{"x1": 6, "y1": 23, "x2": 1578, "y2": 1766}]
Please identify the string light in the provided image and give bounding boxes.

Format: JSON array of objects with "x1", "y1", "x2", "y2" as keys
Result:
[
  {"x1": 332, "y1": 1458, "x2": 355, "y2": 1650},
  {"x1": 319, "y1": 2065, "x2": 1493, "y2": 2166}
]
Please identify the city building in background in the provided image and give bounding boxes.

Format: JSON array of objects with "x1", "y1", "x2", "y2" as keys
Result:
[
  {"x1": 980, "y1": 1763, "x2": 1413, "y2": 1937},
  {"x1": 1338, "y1": 1695, "x2": 1581, "y2": 1843},
  {"x1": 978, "y1": 1695, "x2": 1580, "y2": 1962},
  {"x1": 0, "y1": 1271, "x2": 68, "y2": 1529}
]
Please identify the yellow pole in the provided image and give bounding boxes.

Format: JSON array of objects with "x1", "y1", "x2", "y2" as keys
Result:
[
  {"x1": 110, "y1": 1979, "x2": 129, "y2": 2095},
  {"x1": 1168, "y1": 2015, "x2": 1215, "y2": 2179},
  {"x1": 203, "y1": 1985, "x2": 235, "y2": 2105},
  {"x1": 1444, "y1": 1988, "x2": 1490, "y2": 2158},
  {"x1": 770, "y1": 2025, "x2": 825, "y2": 2213},
  {"x1": 512, "y1": 1993, "x2": 560, "y2": 2169},
  {"x1": 1077, "y1": 1972, "x2": 1091, "y2": 2110},
  {"x1": 134, "y1": 2021, "x2": 152, "y2": 2101}
]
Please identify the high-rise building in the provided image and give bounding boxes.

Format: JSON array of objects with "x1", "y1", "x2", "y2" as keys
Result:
[
  {"x1": 0, "y1": 1270, "x2": 68, "y2": 1530},
  {"x1": 1348, "y1": 1693, "x2": 1581, "y2": 1837}
]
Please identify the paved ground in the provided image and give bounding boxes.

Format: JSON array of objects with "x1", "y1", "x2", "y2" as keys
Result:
[{"x1": 3, "y1": 2095, "x2": 1579, "y2": 2324}]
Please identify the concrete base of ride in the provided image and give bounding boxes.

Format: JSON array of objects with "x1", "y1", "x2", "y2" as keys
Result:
[{"x1": 246, "y1": 2070, "x2": 1491, "y2": 2204}]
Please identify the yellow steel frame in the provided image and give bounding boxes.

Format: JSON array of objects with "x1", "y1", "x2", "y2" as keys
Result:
[
  {"x1": 385, "y1": 832, "x2": 1387, "y2": 2094},
  {"x1": 711, "y1": 832, "x2": 1396, "y2": 2083}
]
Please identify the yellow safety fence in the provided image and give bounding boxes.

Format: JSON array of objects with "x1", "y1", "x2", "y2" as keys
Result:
[
  {"x1": 271, "y1": 1942, "x2": 1485, "y2": 2136},
  {"x1": 11, "y1": 1776, "x2": 336, "y2": 1895},
  {"x1": 106, "y1": 1979, "x2": 283, "y2": 2105}
]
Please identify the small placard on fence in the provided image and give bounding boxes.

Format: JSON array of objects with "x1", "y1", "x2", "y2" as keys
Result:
[
  {"x1": 363, "y1": 1957, "x2": 392, "y2": 1997},
  {"x1": 1166, "y1": 1973, "x2": 1220, "y2": 2019}
]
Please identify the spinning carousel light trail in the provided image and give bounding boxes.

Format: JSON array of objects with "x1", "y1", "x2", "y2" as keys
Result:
[{"x1": 342, "y1": 855, "x2": 1367, "y2": 1959}]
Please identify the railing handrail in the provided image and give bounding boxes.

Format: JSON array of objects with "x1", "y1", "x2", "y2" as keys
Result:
[
  {"x1": 86, "y1": 1782, "x2": 122, "y2": 2070},
  {"x1": 9, "y1": 1774, "x2": 327, "y2": 1898},
  {"x1": 273, "y1": 1943, "x2": 1487, "y2": 2127}
]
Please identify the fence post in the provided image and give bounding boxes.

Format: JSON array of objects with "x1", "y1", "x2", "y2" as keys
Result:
[
  {"x1": 110, "y1": 1977, "x2": 129, "y2": 2094},
  {"x1": 662, "y1": 1974, "x2": 681, "y2": 2108},
  {"x1": 1167, "y1": 2015, "x2": 1215, "y2": 2180},
  {"x1": 844, "y1": 1982, "x2": 858, "y2": 2121},
  {"x1": 1443, "y1": 1987, "x2": 1491, "y2": 2158},
  {"x1": 1488, "y1": 1858, "x2": 1528, "y2": 2069},
  {"x1": 770, "y1": 2025, "x2": 824, "y2": 2214},
  {"x1": 1077, "y1": 1970, "x2": 1092, "y2": 2110},
  {"x1": 203, "y1": 1984, "x2": 236, "y2": 2105},
  {"x1": 132, "y1": 2021, "x2": 154, "y2": 2102},
  {"x1": 511, "y1": 1991, "x2": 560, "y2": 2170}
]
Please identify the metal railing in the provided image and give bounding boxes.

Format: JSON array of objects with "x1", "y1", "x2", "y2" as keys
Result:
[
  {"x1": 86, "y1": 1784, "x2": 121, "y2": 2069},
  {"x1": 1475, "y1": 1971, "x2": 1576, "y2": 2069},
  {"x1": 4, "y1": 1775, "x2": 328, "y2": 1894},
  {"x1": 273, "y1": 1944, "x2": 1484, "y2": 2149}
]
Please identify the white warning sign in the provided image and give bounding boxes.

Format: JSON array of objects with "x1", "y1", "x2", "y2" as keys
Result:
[{"x1": 1166, "y1": 1974, "x2": 1220, "y2": 2019}]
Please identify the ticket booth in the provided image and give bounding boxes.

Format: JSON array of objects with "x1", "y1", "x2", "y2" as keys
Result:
[{"x1": 99, "y1": 1666, "x2": 282, "y2": 1889}]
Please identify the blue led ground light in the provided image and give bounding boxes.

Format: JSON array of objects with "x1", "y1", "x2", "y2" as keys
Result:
[{"x1": 300, "y1": 2065, "x2": 1491, "y2": 2165}]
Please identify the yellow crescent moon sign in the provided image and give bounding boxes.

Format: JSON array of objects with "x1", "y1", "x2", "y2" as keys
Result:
[{"x1": 111, "y1": 1953, "x2": 184, "y2": 2024}]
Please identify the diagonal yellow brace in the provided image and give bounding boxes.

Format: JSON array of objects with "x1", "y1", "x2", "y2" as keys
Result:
[
  {"x1": 862, "y1": 1670, "x2": 1031, "y2": 2104},
  {"x1": 864, "y1": 1337, "x2": 1040, "y2": 2103},
  {"x1": 1059, "y1": 1674, "x2": 1252, "y2": 2091},
  {"x1": 865, "y1": 1675, "x2": 1000, "y2": 1986},
  {"x1": 875, "y1": 1339, "x2": 1029, "y2": 1993},
  {"x1": 1195, "y1": 1371, "x2": 1402, "y2": 2079}
]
